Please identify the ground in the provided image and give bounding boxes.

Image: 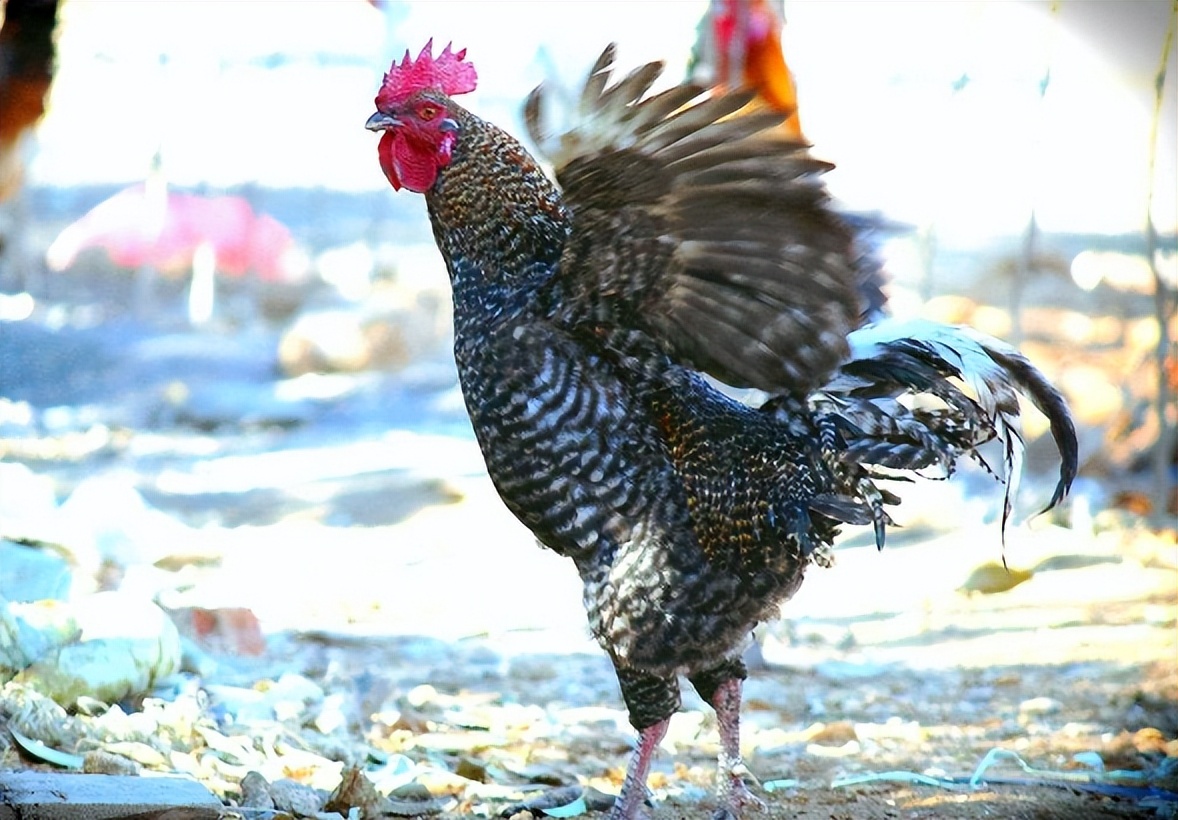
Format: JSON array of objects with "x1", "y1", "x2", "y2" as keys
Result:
[
  {"x1": 5, "y1": 453, "x2": 1172, "y2": 819},
  {"x1": 220, "y1": 484, "x2": 1176, "y2": 820}
]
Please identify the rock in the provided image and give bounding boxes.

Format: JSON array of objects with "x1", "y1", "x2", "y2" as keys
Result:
[
  {"x1": 313, "y1": 692, "x2": 349, "y2": 734},
  {"x1": 0, "y1": 540, "x2": 73, "y2": 603},
  {"x1": 82, "y1": 749, "x2": 140, "y2": 775},
  {"x1": 170, "y1": 378, "x2": 321, "y2": 430},
  {"x1": 1, "y1": 681, "x2": 79, "y2": 748},
  {"x1": 58, "y1": 474, "x2": 197, "y2": 571},
  {"x1": 325, "y1": 765, "x2": 387, "y2": 816},
  {"x1": 202, "y1": 683, "x2": 270, "y2": 724},
  {"x1": 0, "y1": 770, "x2": 221, "y2": 820},
  {"x1": 958, "y1": 561, "x2": 1035, "y2": 595},
  {"x1": 0, "y1": 462, "x2": 59, "y2": 544},
  {"x1": 239, "y1": 770, "x2": 276, "y2": 809},
  {"x1": 1, "y1": 597, "x2": 80, "y2": 683},
  {"x1": 269, "y1": 777, "x2": 325, "y2": 815},
  {"x1": 14, "y1": 593, "x2": 182, "y2": 707},
  {"x1": 262, "y1": 672, "x2": 325, "y2": 721},
  {"x1": 1018, "y1": 696, "x2": 1063, "y2": 718},
  {"x1": 279, "y1": 310, "x2": 368, "y2": 375},
  {"x1": 807, "y1": 720, "x2": 859, "y2": 746},
  {"x1": 171, "y1": 606, "x2": 266, "y2": 656},
  {"x1": 277, "y1": 295, "x2": 445, "y2": 378}
]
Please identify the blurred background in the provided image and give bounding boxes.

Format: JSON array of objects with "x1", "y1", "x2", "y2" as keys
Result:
[
  {"x1": 0, "y1": 0, "x2": 1175, "y2": 814},
  {"x1": 2, "y1": 1, "x2": 1174, "y2": 472}
]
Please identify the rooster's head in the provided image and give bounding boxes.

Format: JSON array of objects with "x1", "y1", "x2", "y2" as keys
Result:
[{"x1": 366, "y1": 40, "x2": 478, "y2": 193}]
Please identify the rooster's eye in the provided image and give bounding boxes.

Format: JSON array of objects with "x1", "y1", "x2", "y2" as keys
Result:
[{"x1": 418, "y1": 105, "x2": 439, "y2": 121}]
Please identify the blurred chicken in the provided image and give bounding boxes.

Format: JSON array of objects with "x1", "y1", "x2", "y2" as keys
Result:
[
  {"x1": 0, "y1": 0, "x2": 58, "y2": 291},
  {"x1": 691, "y1": 0, "x2": 803, "y2": 139},
  {"x1": 0, "y1": 0, "x2": 58, "y2": 201},
  {"x1": 692, "y1": 0, "x2": 897, "y2": 322}
]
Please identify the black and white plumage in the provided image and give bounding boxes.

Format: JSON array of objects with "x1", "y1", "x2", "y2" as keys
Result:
[{"x1": 366, "y1": 42, "x2": 1078, "y2": 820}]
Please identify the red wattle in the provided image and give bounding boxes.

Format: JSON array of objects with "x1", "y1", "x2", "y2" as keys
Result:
[
  {"x1": 377, "y1": 129, "x2": 453, "y2": 194},
  {"x1": 378, "y1": 132, "x2": 403, "y2": 190}
]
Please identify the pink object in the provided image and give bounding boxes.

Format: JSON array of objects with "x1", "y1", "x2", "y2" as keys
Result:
[{"x1": 47, "y1": 183, "x2": 304, "y2": 283}]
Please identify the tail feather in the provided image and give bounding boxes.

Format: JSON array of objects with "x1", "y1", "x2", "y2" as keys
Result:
[
  {"x1": 821, "y1": 318, "x2": 1078, "y2": 536},
  {"x1": 975, "y1": 339, "x2": 1079, "y2": 512}
]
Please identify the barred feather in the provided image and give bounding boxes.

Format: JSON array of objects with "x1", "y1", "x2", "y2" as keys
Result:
[
  {"x1": 824, "y1": 318, "x2": 1078, "y2": 534},
  {"x1": 525, "y1": 45, "x2": 863, "y2": 393}
]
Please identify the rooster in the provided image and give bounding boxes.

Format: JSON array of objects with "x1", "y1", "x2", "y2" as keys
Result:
[
  {"x1": 365, "y1": 42, "x2": 1077, "y2": 819},
  {"x1": 691, "y1": 0, "x2": 804, "y2": 139}
]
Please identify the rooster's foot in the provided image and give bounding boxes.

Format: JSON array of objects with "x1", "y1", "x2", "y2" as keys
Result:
[{"x1": 713, "y1": 763, "x2": 766, "y2": 819}]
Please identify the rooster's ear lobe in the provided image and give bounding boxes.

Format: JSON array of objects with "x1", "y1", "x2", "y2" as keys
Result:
[{"x1": 439, "y1": 118, "x2": 460, "y2": 133}]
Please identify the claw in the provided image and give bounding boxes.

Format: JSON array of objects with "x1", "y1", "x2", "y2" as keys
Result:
[
  {"x1": 719, "y1": 773, "x2": 767, "y2": 815},
  {"x1": 716, "y1": 761, "x2": 766, "y2": 818}
]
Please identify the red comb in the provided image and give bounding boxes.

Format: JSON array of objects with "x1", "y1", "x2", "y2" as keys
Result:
[{"x1": 376, "y1": 39, "x2": 478, "y2": 107}]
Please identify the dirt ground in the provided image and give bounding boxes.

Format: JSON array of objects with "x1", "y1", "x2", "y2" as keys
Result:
[
  {"x1": 2, "y1": 420, "x2": 1175, "y2": 819},
  {"x1": 278, "y1": 646, "x2": 1178, "y2": 820},
  {"x1": 175, "y1": 474, "x2": 1177, "y2": 820}
]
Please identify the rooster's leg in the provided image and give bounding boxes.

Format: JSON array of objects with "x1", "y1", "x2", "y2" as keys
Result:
[
  {"x1": 611, "y1": 666, "x2": 681, "y2": 820},
  {"x1": 690, "y1": 660, "x2": 765, "y2": 818},
  {"x1": 710, "y1": 676, "x2": 765, "y2": 816},
  {"x1": 609, "y1": 716, "x2": 670, "y2": 820}
]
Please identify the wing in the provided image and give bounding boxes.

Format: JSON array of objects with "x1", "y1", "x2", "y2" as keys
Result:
[{"x1": 525, "y1": 44, "x2": 872, "y2": 394}]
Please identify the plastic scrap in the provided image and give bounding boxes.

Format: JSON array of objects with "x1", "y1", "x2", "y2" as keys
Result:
[
  {"x1": 829, "y1": 746, "x2": 1178, "y2": 804},
  {"x1": 9, "y1": 727, "x2": 85, "y2": 770}
]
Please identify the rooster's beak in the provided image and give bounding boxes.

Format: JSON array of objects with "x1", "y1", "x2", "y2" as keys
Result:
[{"x1": 366, "y1": 111, "x2": 401, "y2": 132}]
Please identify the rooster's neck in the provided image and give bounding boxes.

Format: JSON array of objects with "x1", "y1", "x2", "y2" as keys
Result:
[{"x1": 425, "y1": 107, "x2": 570, "y2": 326}]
